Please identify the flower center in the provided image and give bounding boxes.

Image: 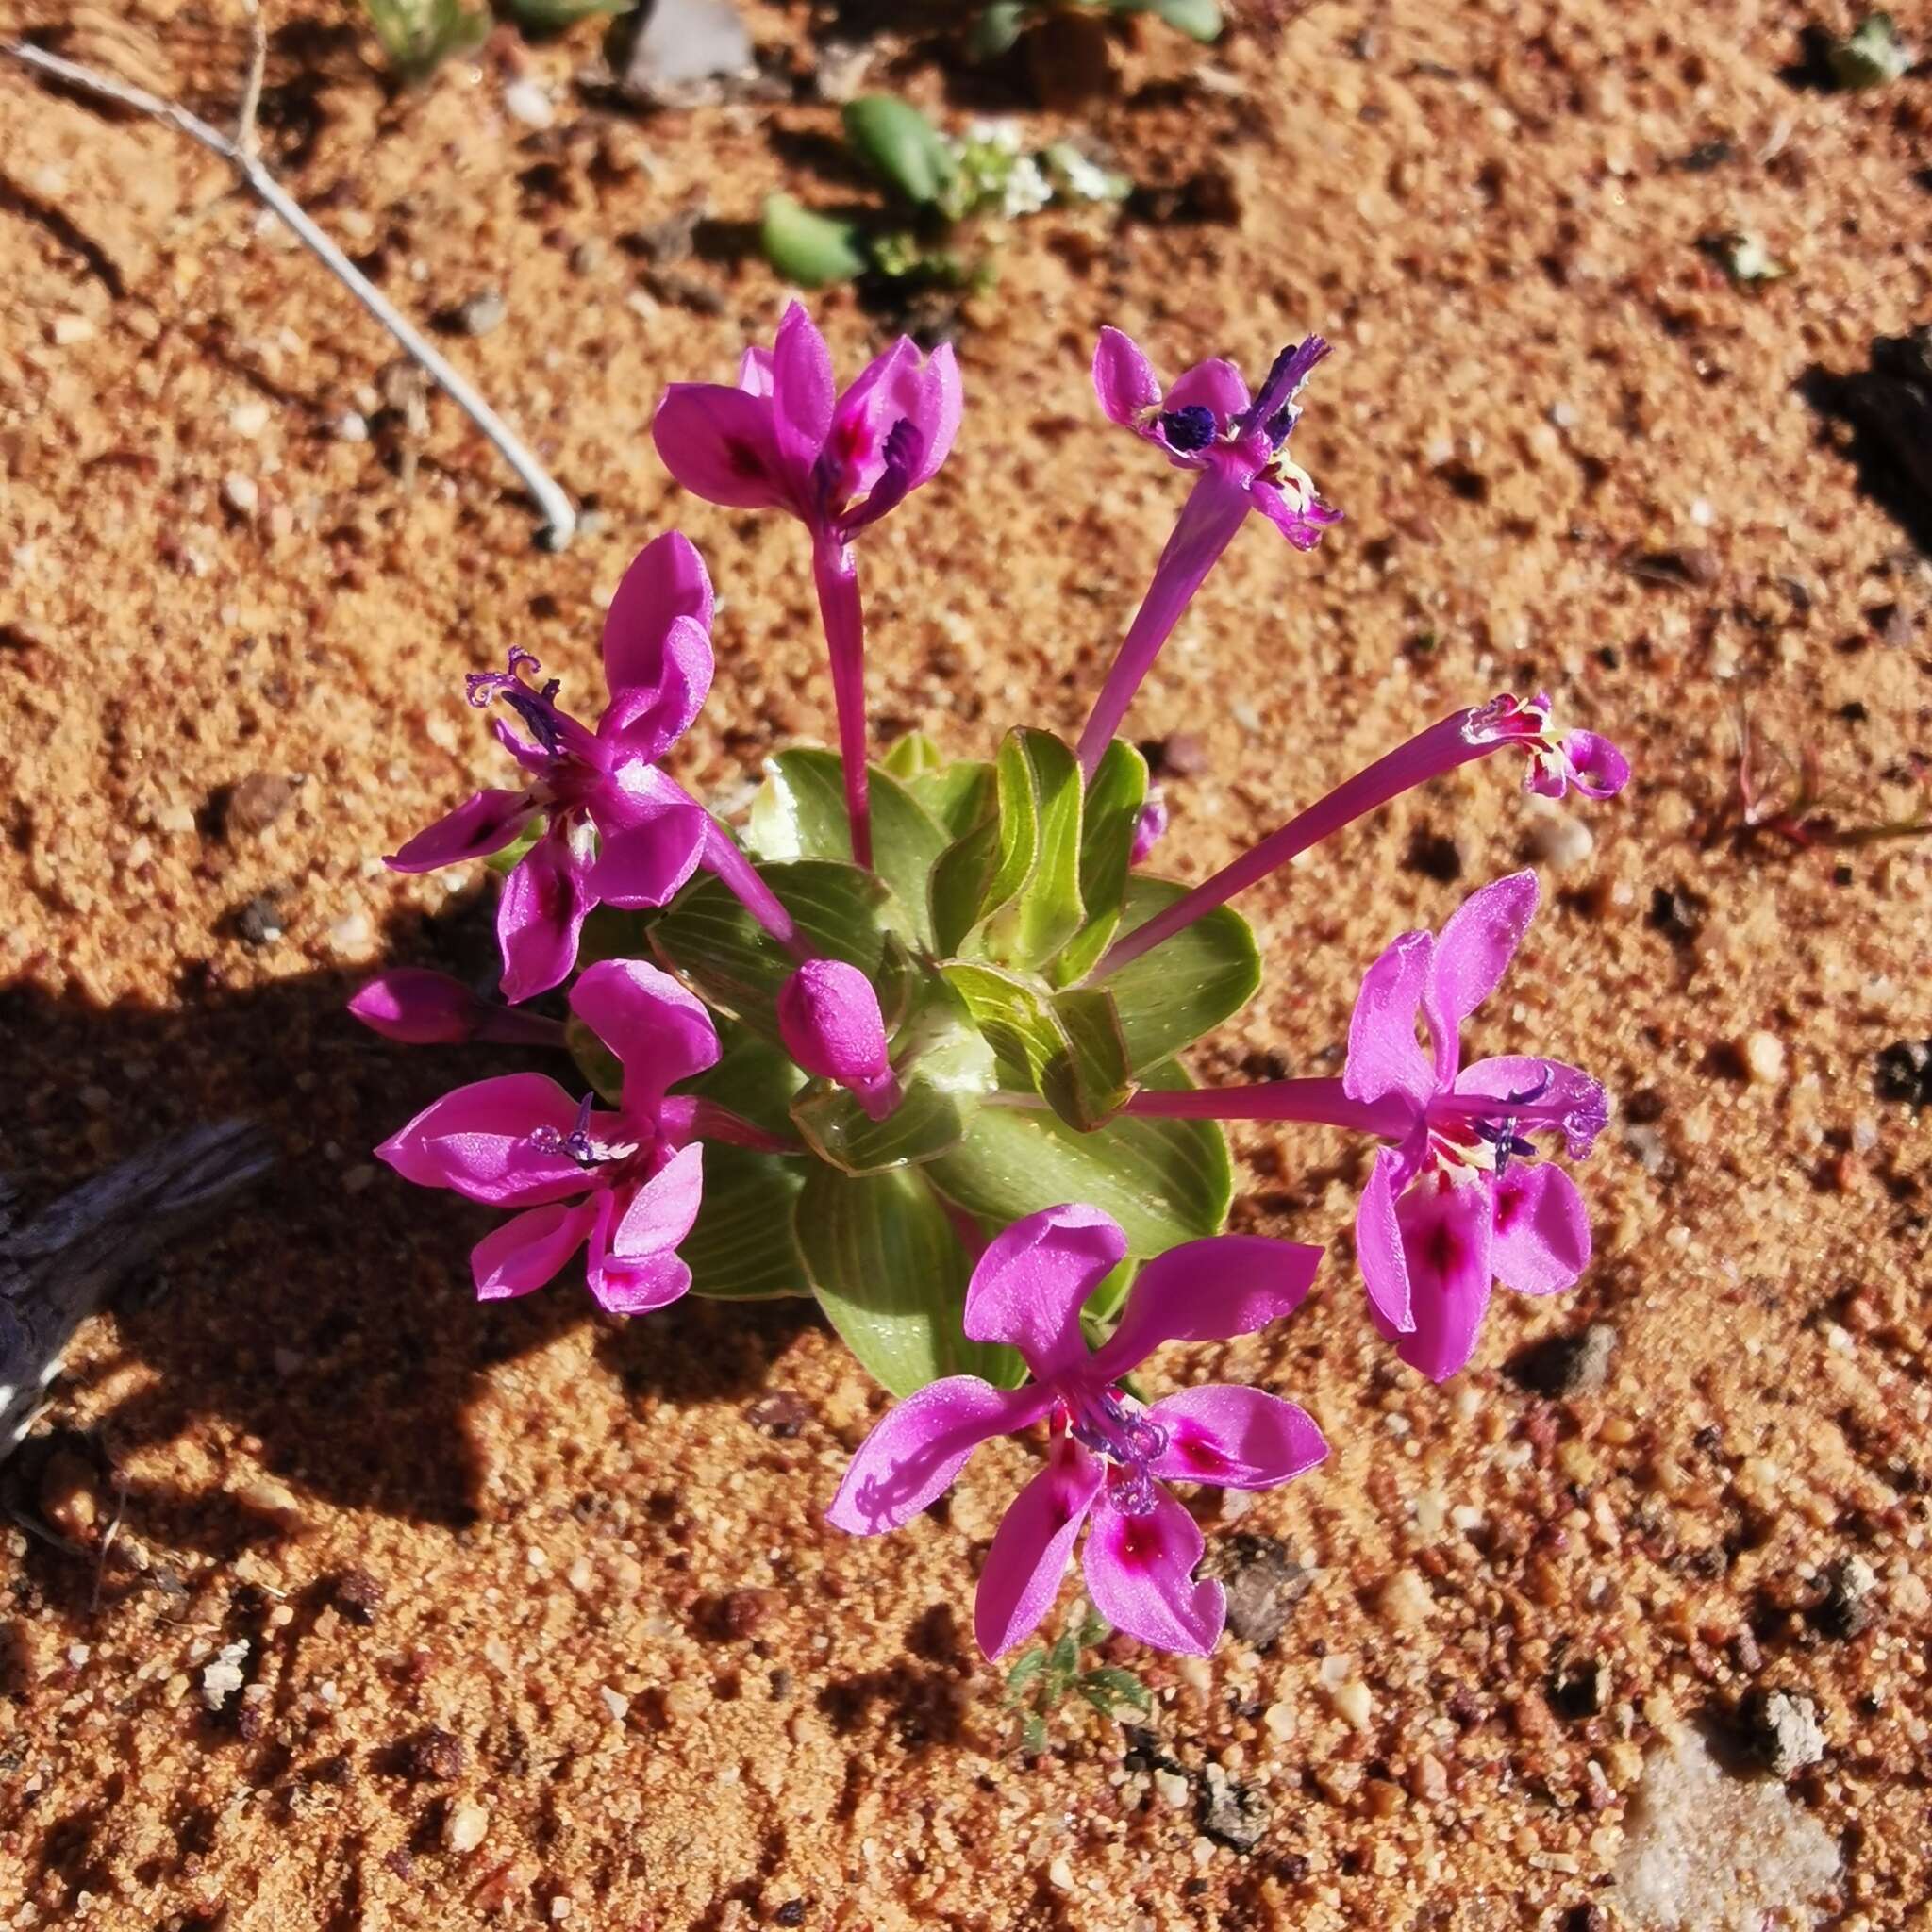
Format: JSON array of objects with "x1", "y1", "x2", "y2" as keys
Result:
[
  {"x1": 1429, "y1": 1070, "x2": 1556, "y2": 1181},
  {"x1": 468, "y1": 648, "x2": 568, "y2": 757},
  {"x1": 1159, "y1": 404, "x2": 1217, "y2": 453},
  {"x1": 529, "y1": 1093, "x2": 641, "y2": 1172},
  {"x1": 1065, "y1": 1387, "x2": 1168, "y2": 1517}
]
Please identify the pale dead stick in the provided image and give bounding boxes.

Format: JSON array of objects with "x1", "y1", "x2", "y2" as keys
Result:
[{"x1": 2, "y1": 35, "x2": 577, "y2": 549}]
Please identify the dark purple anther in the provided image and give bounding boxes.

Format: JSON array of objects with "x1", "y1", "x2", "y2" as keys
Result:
[
  {"x1": 467, "y1": 648, "x2": 566, "y2": 757},
  {"x1": 1159, "y1": 404, "x2": 1217, "y2": 454}
]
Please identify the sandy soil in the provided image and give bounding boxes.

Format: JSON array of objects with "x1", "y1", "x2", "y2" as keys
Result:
[{"x1": 2, "y1": 0, "x2": 1930, "y2": 1925}]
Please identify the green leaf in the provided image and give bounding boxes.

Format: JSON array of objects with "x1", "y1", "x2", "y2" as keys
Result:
[
  {"x1": 842, "y1": 96, "x2": 957, "y2": 208},
  {"x1": 1081, "y1": 1257, "x2": 1137, "y2": 1330},
  {"x1": 1044, "y1": 1625, "x2": 1081, "y2": 1697},
  {"x1": 929, "y1": 1063, "x2": 1231, "y2": 1257},
  {"x1": 650, "y1": 859, "x2": 908, "y2": 1044},
  {"x1": 566, "y1": 1013, "x2": 624, "y2": 1104},
  {"x1": 361, "y1": 0, "x2": 488, "y2": 81},
  {"x1": 508, "y1": 0, "x2": 631, "y2": 25},
  {"x1": 1094, "y1": 874, "x2": 1260, "y2": 1072},
  {"x1": 1077, "y1": 1667, "x2": 1153, "y2": 1718},
  {"x1": 760, "y1": 194, "x2": 870, "y2": 288},
  {"x1": 1020, "y1": 1712, "x2": 1048, "y2": 1757},
  {"x1": 941, "y1": 966, "x2": 1133, "y2": 1131},
  {"x1": 1055, "y1": 740, "x2": 1147, "y2": 986},
  {"x1": 746, "y1": 748, "x2": 949, "y2": 948},
  {"x1": 794, "y1": 1165, "x2": 1023, "y2": 1397},
  {"x1": 575, "y1": 904, "x2": 658, "y2": 971},
  {"x1": 1831, "y1": 12, "x2": 1910, "y2": 88},
  {"x1": 880, "y1": 731, "x2": 945, "y2": 779},
  {"x1": 687, "y1": 1027, "x2": 805, "y2": 1140},
  {"x1": 929, "y1": 817, "x2": 1002, "y2": 957},
  {"x1": 1145, "y1": 0, "x2": 1222, "y2": 39},
  {"x1": 681, "y1": 1147, "x2": 810, "y2": 1299},
  {"x1": 1077, "y1": 1601, "x2": 1110, "y2": 1648},
  {"x1": 1004, "y1": 1646, "x2": 1048, "y2": 1701},
  {"x1": 983, "y1": 729, "x2": 1086, "y2": 971},
  {"x1": 908, "y1": 759, "x2": 996, "y2": 841},
  {"x1": 968, "y1": 0, "x2": 1032, "y2": 58}
]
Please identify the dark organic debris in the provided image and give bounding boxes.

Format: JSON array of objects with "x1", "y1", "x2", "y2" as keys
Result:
[
  {"x1": 1198, "y1": 1764, "x2": 1270, "y2": 1851},
  {"x1": 1874, "y1": 1039, "x2": 1932, "y2": 1108},
  {"x1": 1206, "y1": 1533, "x2": 1309, "y2": 1649},
  {"x1": 1813, "y1": 1555, "x2": 1879, "y2": 1640},
  {"x1": 1506, "y1": 1323, "x2": 1617, "y2": 1399}
]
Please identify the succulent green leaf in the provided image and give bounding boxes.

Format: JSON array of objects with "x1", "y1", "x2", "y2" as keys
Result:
[
  {"x1": 908, "y1": 758, "x2": 997, "y2": 842},
  {"x1": 968, "y1": 1, "x2": 1032, "y2": 58},
  {"x1": 1143, "y1": 0, "x2": 1223, "y2": 40},
  {"x1": 687, "y1": 1026, "x2": 806, "y2": 1140},
  {"x1": 1094, "y1": 874, "x2": 1260, "y2": 1072},
  {"x1": 1055, "y1": 739, "x2": 1147, "y2": 986},
  {"x1": 880, "y1": 731, "x2": 946, "y2": 779},
  {"x1": 794, "y1": 1165, "x2": 1023, "y2": 1397},
  {"x1": 760, "y1": 193, "x2": 870, "y2": 289},
  {"x1": 651, "y1": 859, "x2": 909, "y2": 1043},
  {"x1": 929, "y1": 1059, "x2": 1230, "y2": 1256},
  {"x1": 975, "y1": 728, "x2": 1086, "y2": 971},
  {"x1": 940, "y1": 966, "x2": 1132, "y2": 1131},
  {"x1": 747, "y1": 748, "x2": 950, "y2": 947},
  {"x1": 929, "y1": 816, "x2": 1002, "y2": 957},
  {"x1": 361, "y1": 0, "x2": 489, "y2": 82},
  {"x1": 682, "y1": 1147, "x2": 810, "y2": 1299},
  {"x1": 508, "y1": 0, "x2": 631, "y2": 25},
  {"x1": 1045, "y1": 988, "x2": 1135, "y2": 1129},
  {"x1": 841, "y1": 95, "x2": 958, "y2": 208}
]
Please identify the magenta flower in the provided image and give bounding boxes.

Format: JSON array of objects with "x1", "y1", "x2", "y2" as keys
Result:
[
  {"x1": 777, "y1": 959, "x2": 901, "y2": 1121},
  {"x1": 827, "y1": 1205, "x2": 1326, "y2": 1658},
  {"x1": 375, "y1": 959, "x2": 721, "y2": 1313},
  {"x1": 1342, "y1": 871, "x2": 1607, "y2": 1379},
  {"x1": 386, "y1": 533, "x2": 718, "y2": 1004},
  {"x1": 653, "y1": 305, "x2": 961, "y2": 869},
  {"x1": 1078, "y1": 328, "x2": 1341, "y2": 772},
  {"x1": 349, "y1": 969, "x2": 563, "y2": 1047}
]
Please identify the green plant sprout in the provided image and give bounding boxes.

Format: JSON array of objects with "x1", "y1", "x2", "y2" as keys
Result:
[
  {"x1": 969, "y1": 0, "x2": 1223, "y2": 63},
  {"x1": 761, "y1": 99, "x2": 1127, "y2": 293},
  {"x1": 1003, "y1": 1600, "x2": 1152, "y2": 1755}
]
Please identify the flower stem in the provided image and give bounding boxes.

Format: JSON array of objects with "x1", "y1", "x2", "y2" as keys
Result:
[
  {"x1": 1092, "y1": 708, "x2": 1496, "y2": 976},
  {"x1": 1075, "y1": 471, "x2": 1250, "y2": 779},
  {"x1": 477, "y1": 1008, "x2": 570, "y2": 1049},
  {"x1": 689, "y1": 1099, "x2": 798, "y2": 1155},
  {"x1": 1124, "y1": 1078, "x2": 1410, "y2": 1139},
  {"x1": 702, "y1": 823, "x2": 804, "y2": 954},
  {"x1": 810, "y1": 534, "x2": 874, "y2": 871}
]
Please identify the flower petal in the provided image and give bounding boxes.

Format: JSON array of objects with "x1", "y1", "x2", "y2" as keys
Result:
[
  {"x1": 770, "y1": 301, "x2": 835, "y2": 502},
  {"x1": 1249, "y1": 475, "x2": 1344, "y2": 550},
  {"x1": 1343, "y1": 927, "x2": 1438, "y2": 1116},
  {"x1": 911, "y1": 341, "x2": 962, "y2": 485},
  {"x1": 1381, "y1": 1177, "x2": 1494, "y2": 1382},
  {"x1": 1560, "y1": 729, "x2": 1630, "y2": 799},
  {"x1": 497, "y1": 822, "x2": 593, "y2": 1004},
  {"x1": 1491, "y1": 1162, "x2": 1591, "y2": 1297},
  {"x1": 1091, "y1": 1235, "x2": 1322, "y2": 1381},
  {"x1": 1456, "y1": 1055, "x2": 1608, "y2": 1161},
  {"x1": 961, "y1": 1204, "x2": 1127, "y2": 1383},
  {"x1": 1081, "y1": 1487, "x2": 1224, "y2": 1657},
  {"x1": 569, "y1": 959, "x2": 719, "y2": 1109},
  {"x1": 587, "y1": 769, "x2": 708, "y2": 909},
  {"x1": 1092, "y1": 326, "x2": 1162, "y2": 426},
  {"x1": 1423, "y1": 871, "x2": 1538, "y2": 1078},
  {"x1": 826, "y1": 1376, "x2": 1045, "y2": 1536},
  {"x1": 472, "y1": 1197, "x2": 598, "y2": 1301},
  {"x1": 1147, "y1": 1386, "x2": 1328, "y2": 1491},
  {"x1": 349, "y1": 969, "x2": 484, "y2": 1044},
  {"x1": 586, "y1": 1152, "x2": 706, "y2": 1314},
  {"x1": 974, "y1": 1436, "x2": 1104, "y2": 1659},
  {"x1": 652, "y1": 381, "x2": 791, "y2": 510},
  {"x1": 376, "y1": 1073, "x2": 587, "y2": 1207},
  {"x1": 387, "y1": 789, "x2": 536, "y2": 874},
  {"x1": 1356, "y1": 1146, "x2": 1415, "y2": 1333},
  {"x1": 600, "y1": 535, "x2": 715, "y2": 755},
  {"x1": 777, "y1": 958, "x2": 890, "y2": 1084},
  {"x1": 1165, "y1": 356, "x2": 1250, "y2": 421}
]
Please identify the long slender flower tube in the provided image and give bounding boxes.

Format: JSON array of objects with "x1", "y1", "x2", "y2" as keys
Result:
[
  {"x1": 375, "y1": 959, "x2": 782, "y2": 1311},
  {"x1": 1076, "y1": 327, "x2": 1341, "y2": 775},
  {"x1": 387, "y1": 533, "x2": 793, "y2": 1002},
  {"x1": 827, "y1": 1205, "x2": 1326, "y2": 1657},
  {"x1": 653, "y1": 304, "x2": 961, "y2": 869},
  {"x1": 349, "y1": 968, "x2": 565, "y2": 1048},
  {"x1": 1094, "y1": 692, "x2": 1631, "y2": 977},
  {"x1": 1126, "y1": 873, "x2": 1607, "y2": 1381}
]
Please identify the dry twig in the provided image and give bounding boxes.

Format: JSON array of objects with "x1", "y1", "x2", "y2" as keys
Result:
[{"x1": 2, "y1": 34, "x2": 576, "y2": 546}]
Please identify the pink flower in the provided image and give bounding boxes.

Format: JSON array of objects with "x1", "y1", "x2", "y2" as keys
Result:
[
  {"x1": 1078, "y1": 328, "x2": 1341, "y2": 771},
  {"x1": 652, "y1": 304, "x2": 962, "y2": 870},
  {"x1": 827, "y1": 1205, "x2": 1326, "y2": 1658},
  {"x1": 1464, "y1": 691, "x2": 1631, "y2": 801},
  {"x1": 375, "y1": 959, "x2": 720, "y2": 1313},
  {"x1": 386, "y1": 533, "x2": 717, "y2": 1003},
  {"x1": 348, "y1": 969, "x2": 563, "y2": 1047},
  {"x1": 653, "y1": 302, "x2": 961, "y2": 544},
  {"x1": 1342, "y1": 872, "x2": 1607, "y2": 1380},
  {"x1": 776, "y1": 959, "x2": 901, "y2": 1121}
]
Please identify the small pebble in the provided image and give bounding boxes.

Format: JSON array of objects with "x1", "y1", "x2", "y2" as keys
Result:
[
  {"x1": 503, "y1": 78, "x2": 555, "y2": 128},
  {"x1": 223, "y1": 473, "x2": 259, "y2": 516},
  {"x1": 1744, "y1": 1031, "x2": 1786, "y2": 1085},
  {"x1": 457, "y1": 291, "x2": 508, "y2": 337},
  {"x1": 334, "y1": 410, "x2": 371, "y2": 443},
  {"x1": 444, "y1": 1801, "x2": 490, "y2": 1854},
  {"x1": 1526, "y1": 811, "x2": 1594, "y2": 871},
  {"x1": 1741, "y1": 1688, "x2": 1825, "y2": 1776},
  {"x1": 201, "y1": 1641, "x2": 249, "y2": 1710},
  {"x1": 1208, "y1": 1533, "x2": 1309, "y2": 1650},
  {"x1": 328, "y1": 911, "x2": 374, "y2": 958},
  {"x1": 1815, "y1": 1555, "x2": 1878, "y2": 1640},
  {"x1": 1508, "y1": 1323, "x2": 1618, "y2": 1397},
  {"x1": 50, "y1": 312, "x2": 96, "y2": 345},
  {"x1": 407, "y1": 1727, "x2": 466, "y2": 1781},
  {"x1": 230, "y1": 398, "x2": 271, "y2": 438}
]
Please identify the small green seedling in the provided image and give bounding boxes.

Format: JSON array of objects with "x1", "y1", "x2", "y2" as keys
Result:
[
  {"x1": 361, "y1": 0, "x2": 490, "y2": 83},
  {"x1": 970, "y1": 0, "x2": 1223, "y2": 62},
  {"x1": 1003, "y1": 1601, "x2": 1153, "y2": 1756},
  {"x1": 761, "y1": 97, "x2": 1128, "y2": 293},
  {"x1": 1828, "y1": 13, "x2": 1911, "y2": 90}
]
